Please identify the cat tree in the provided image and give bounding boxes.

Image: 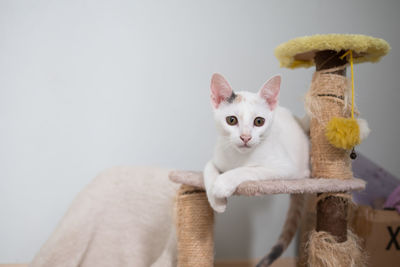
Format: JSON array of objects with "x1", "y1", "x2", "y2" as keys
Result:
[{"x1": 170, "y1": 34, "x2": 389, "y2": 267}]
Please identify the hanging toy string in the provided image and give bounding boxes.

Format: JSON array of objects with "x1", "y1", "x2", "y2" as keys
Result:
[{"x1": 325, "y1": 50, "x2": 361, "y2": 151}]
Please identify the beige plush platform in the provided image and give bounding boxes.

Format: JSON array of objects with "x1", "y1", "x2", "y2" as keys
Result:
[{"x1": 169, "y1": 170, "x2": 366, "y2": 195}]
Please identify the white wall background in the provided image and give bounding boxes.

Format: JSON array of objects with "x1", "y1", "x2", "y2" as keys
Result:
[{"x1": 1, "y1": 0, "x2": 399, "y2": 263}]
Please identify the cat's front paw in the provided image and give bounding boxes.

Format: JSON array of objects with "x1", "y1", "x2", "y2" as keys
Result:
[
  {"x1": 206, "y1": 191, "x2": 227, "y2": 213},
  {"x1": 212, "y1": 197, "x2": 227, "y2": 213},
  {"x1": 212, "y1": 174, "x2": 237, "y2": 199}
]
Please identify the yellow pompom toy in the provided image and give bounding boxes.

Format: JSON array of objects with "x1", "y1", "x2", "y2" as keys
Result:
[
  {"x1": 326, "y1": 117, "x2": 360, "y2": 149},
  {"x1": 325, "y1": 50, "x2": 362, "y2": 150}
]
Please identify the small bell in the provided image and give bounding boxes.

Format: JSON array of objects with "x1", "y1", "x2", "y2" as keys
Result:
[{"x1": 350, "y1": 148, "x2": 357, "y2": 160}]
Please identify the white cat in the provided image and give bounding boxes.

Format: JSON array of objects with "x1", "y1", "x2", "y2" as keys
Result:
[{"x1": 204, "y1": 73, "x2": 310, "y2": 213}]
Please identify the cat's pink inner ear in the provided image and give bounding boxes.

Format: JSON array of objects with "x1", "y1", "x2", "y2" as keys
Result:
[
  {"x1": 210, "y1": 73, "x2": 233, "y2": 108},
  {"x1": 259, "y1": 75, "x2": 281, "y2": 110}
]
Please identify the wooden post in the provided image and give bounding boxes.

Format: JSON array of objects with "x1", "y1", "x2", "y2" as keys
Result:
[{"x1": 176, "y1": 185, "x2": 214, "y2": 267}]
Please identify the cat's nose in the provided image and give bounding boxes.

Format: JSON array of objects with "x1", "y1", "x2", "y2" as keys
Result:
[{"x1": 240, "y1": 134, "x2": 252, "y2": 143}]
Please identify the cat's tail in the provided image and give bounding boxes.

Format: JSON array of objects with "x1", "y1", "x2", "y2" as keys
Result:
[{"x1": 256, "y1": 194, "x2": 305, "y2": 267}]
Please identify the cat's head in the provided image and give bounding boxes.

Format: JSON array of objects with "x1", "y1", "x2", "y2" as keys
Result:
[{"x1": 210, "y1": 73, "x2": 281, "y2": 152}]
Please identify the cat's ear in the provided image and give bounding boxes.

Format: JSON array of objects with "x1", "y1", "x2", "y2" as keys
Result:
[
  {"x1": 210, "y1": 73, "x2": 233, "y2": 108},
  {"x1": 259, "y1": 75, "x2": 281, "y2": 110}
]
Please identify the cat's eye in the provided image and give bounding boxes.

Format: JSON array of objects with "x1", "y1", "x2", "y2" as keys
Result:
[
  {"x1": 254, "y1": 117, "x2": 265, "y2": 127},
  {"x1": 226, "y1": 116, "x2": 238, "y2": 126}
]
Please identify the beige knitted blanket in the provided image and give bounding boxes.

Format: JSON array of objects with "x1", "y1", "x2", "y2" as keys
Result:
[{"x1": 30, "y1": 166, "x2": 179, "y2": 267}]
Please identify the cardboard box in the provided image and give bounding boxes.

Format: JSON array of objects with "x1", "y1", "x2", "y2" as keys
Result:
[{"x1": 351, "y1": 205, "x2": 400, "y2": 267}]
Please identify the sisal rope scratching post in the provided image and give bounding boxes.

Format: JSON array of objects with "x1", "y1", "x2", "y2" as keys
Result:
[
  {"x1": 176, "y1": 185, "x2": 214, "y2": 267},
  {"x1": 275, "y1": 34, "x2": 390, "y2": 267},
  {"x1": 312, "y1": 50, "x2": 351, "y2": 243}
]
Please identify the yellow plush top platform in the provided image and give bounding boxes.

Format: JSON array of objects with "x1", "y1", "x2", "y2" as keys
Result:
[{"x1": 275, "y1": 34, "x2": 390, "y2": 69}]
